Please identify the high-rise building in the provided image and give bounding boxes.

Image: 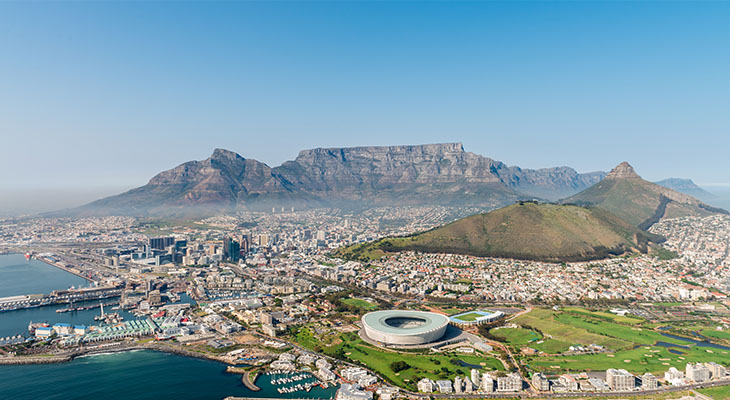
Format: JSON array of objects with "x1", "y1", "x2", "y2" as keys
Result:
[
  {"x1": 453, "y1": 376, "x2": 462, "y2": 393},
  {"x1": 259, "y1": 234, "x2": 270, "y2": 247},
  {"x1": 223, "y1": 237, "x2": 241, "y2": 262},
  {"x1": 417, "y1": 378, "x2": 434, "y2": 393},
  {"x1": 558, "y1": 374, "x2": 578, "y2": 391},
  {"x1": 664, "y1": 367, "x2": 684, "y2": 382},
  {"x1": 606, "y1": 369, "x2": 635, "y2": 391},
  {"x1": 470, "y1": 369, "x2": 480, "y2": 388},
  {"x1": 706, "y1": 362, "x2": 727, "y2": 379},
  {"x1": 481, "y1": 374, "x2": 494, "y2": 392},
  {"x1": 149, "y1": 236, "x2": 175, "y2": 251}
]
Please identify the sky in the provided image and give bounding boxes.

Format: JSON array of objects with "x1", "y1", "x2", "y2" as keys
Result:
[{"x1": 1, "y1": 1, "x2": 730, "y2": 214}]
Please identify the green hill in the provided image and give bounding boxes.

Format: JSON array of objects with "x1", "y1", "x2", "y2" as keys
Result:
[
  {"x1": 561, "y1": 162, "x2": 726, "y2": 228},
  {"x1": 336, "y1": 202, "x2": 662, "y2": 262}
]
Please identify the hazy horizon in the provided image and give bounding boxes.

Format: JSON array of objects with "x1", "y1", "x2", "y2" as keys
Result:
[
  {"x1": 2, "y1": 2, "x2": 730, "y2": 214},
  {"x1": 3, "y1": 146, "x2": 730, "y2": 215}
]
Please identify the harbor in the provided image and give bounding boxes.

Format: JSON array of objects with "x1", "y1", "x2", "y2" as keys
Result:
[{"x1": 0, "y1": 350, "x2": 340, "y2": 400}]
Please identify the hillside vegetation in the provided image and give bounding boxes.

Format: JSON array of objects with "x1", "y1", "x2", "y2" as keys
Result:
[
  {"x1": 561, "y1": 162, "x2": 724, "y2": 228},
  {"x1": 336, "y1": 203, "x2": 661, "y2": 262}
]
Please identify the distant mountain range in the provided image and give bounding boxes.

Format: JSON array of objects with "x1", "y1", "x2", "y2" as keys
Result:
[
  {"x1": 654, "y1": 178, "x2": 717, "y2": 203},
  {"x1": 70, "y1": 142, "x2": 725, "y2": 220},
  {"x1": 73, "y1": 143, "x2": 606, "y2": 216}
]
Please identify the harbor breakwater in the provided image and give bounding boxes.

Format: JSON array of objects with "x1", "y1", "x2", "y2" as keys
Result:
[{"x1": 0, "y1": 342, "x2": 233, "y2": 366}]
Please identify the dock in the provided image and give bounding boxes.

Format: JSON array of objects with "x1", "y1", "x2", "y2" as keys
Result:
[{"x1": 0, "y1": 286, "x2": 122, "y2": 311}]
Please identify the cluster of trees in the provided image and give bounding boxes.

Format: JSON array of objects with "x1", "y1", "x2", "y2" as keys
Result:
[
  {"x1": 476, "y1": 319, "x2": 507, "y2": 340},
  {"x1": 390, "y1": 361, "x2": 410, "y2": 372}
]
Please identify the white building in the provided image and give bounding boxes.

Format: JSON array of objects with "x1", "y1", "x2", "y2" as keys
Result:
[
  {"x1": 417, "y1": 378, "x2": 434, "y2": 393},
  {"x1": 497, "y1": 372, "x2": 522, "y2": 392},
  {"x1": 532, "y1": 373, "x2": 549, "y2": 391},
  {"x1": 454, "y1": 376, "x2": 463, "y2": 393},
  {"x1": 706, "y1": 362, "x2": 727, "y2": 379},
  {"x1": 436, "y1": 380, "x2": 453, "y2": 393},
  {"x1": 481, "y1": 374, "x2": 494, "y2": 392},
  {"x1": 336, "y1": 383, "x2": 372, "y2": 400},
  {"x1": 606, "y1": 369, "x2": 635, "y2": 391},
  {"x1": 686, "y1": 363, "x2": 711, "y2": 383},
  {"x1": 559, "y1": 374, "x2": 579, "y2": 391},
  {"x1": 470, "y1": 369, "x2": 481, "y2": 388},
  {"x1": 641, "y1": 373, "x2": 658, "y2": 390}
]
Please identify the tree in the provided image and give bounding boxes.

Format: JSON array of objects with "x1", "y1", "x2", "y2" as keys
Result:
[{"x1": 390, "y1": 361, "x2": 410, "y2": 372}]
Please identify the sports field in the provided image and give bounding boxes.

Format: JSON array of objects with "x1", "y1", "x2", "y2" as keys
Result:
[
  {"x1": 490, "y1": 327, "x2": 541, "y2": 345},
  {"x1": 452, "y1": 312, "x2": 483, "y2": 321},
  {"x1": 341, "y1": 298, "x2": 378, "y2": 310}
]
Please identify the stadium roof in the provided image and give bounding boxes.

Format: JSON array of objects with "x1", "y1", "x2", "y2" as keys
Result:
[{"x1": 362, "y1": 310, "x2": 449, "y2": 336}]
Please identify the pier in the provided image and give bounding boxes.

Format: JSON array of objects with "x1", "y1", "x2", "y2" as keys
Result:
[{"x1": 0, "y1": 286, "x2": 122, "y2": 312}]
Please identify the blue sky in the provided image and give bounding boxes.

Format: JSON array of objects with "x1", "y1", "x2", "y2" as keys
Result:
[{"x1": 1, "y1": 1, "x2": 730, "y2": 212}]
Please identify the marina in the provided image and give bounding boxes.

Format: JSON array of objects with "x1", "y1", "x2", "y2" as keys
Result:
[
  {"x1": 0, "y1": 350, "x2": 340, "y2": 400},
  {"x1": 265, "y1": 371, "x2": 326, "y2": 395}
]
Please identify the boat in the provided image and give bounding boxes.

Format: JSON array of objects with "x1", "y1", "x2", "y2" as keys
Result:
[{"x1": 25, "y1": 252, "x2": 32, "y2": 260}]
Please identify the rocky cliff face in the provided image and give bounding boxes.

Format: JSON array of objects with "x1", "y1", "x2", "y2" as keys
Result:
[
  {"x1": 276, "y1": 143, "x2": 603, "y2": 201},
  {"x1": 77, "y1": 143, "x2": 607, "y2": 216}
]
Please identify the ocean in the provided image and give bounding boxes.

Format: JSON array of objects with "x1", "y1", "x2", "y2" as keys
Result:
[
  {"x1": 0, "y1": 350, "x2": 339, "y2": 400},
  {"x1": 0, "y1": 254, "x2": 338, "y2": 400}
]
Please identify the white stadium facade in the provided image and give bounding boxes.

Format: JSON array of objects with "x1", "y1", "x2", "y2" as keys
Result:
[{"x1": 361, "y1": 310, "x2": 449, "y2": 346}]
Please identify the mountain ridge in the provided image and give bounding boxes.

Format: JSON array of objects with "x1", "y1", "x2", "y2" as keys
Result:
[
  {"x1": 335, "y1": 202, "x2": 663, "y2": 262},
  {"x1": 74, "y1": 143, "x2": 605, "y2": 216},
  {"x1": 561, "y1": 162, "x2": 727, "y2": 229}
]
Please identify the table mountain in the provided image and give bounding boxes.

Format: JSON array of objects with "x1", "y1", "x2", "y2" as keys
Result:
[{"x1": 74, "y1": 143, "x2": 605, "y2": 216}]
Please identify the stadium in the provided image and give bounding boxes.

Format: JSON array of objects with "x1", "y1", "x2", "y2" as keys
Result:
[{"x1": 361, "y1": 310, "x2": 449, "y2": 346}]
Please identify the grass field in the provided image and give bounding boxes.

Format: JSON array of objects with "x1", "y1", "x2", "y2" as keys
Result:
[
  {"x1": 512, "y1": 308, "x2": 631, "y2": 352},
  {"x1": 699, "y1": 384, "x2": 730, "y2": 399},
  {"x1": 530, "y1": 338, "x2": 574, "y2": 354},
  {"x1": 513, "y1": 308, "x2": 730, "y2": 375},
  {"x1": 563, "y1": 306, "x2": 644, "y2": 325},
  {"x1": 553, "y1": 314, "x2": 686, "y2": 347},
  {"x1": 528, "y1": 343, "x2": 730, "y2": 374},
  {"x1": 294, "y1": 330, "x2": 503, "y2": 390},
  {"x1": 341, "y1": 298, "x2": 378, "y2": 311},
  {"x1": 701, "y1": 329, "x2": 730, "y2": 341},
  {"x1": 452, "y1": 312, "x2": 483, "y2": 322},
  {"x1": 490, "y1": 327, "x2": 541, "y2": 345}
]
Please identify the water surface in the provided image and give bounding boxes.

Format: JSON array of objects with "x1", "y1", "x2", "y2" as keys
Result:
[
  {"x1": 0, "y1": 350, "x2": 338, "y2": 400},
  {"x1": 0, "y1": 253, "x2": 88, "y2": 297}
]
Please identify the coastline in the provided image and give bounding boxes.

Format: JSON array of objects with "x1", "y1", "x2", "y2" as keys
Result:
[
  {"x1": 0, "y1": 342, "x2": 233, "y2": 366},
  {"x1": 35, "y1": 255, "x2": 95, "y2": 283}
]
